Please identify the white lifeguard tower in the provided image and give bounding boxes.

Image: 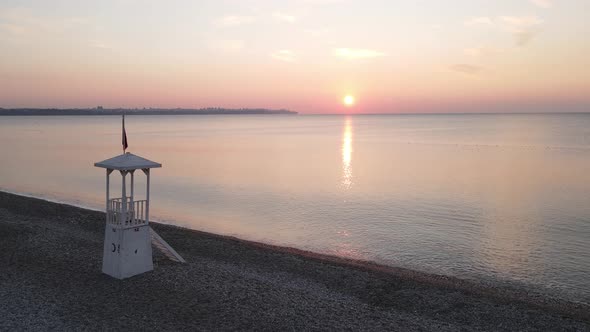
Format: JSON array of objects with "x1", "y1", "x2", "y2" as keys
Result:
[{"x1": 94, "y1": 116, "x2": 184, "y2": 279}]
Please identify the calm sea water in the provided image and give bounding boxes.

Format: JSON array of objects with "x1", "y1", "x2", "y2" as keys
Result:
[{"x1": 1, "y1": 114, "x2": 589, "y2": 303}]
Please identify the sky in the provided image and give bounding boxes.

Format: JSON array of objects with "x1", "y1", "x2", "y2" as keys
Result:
[{"x1": 0, "y1": 0, "x2": 589, "y2": 114}]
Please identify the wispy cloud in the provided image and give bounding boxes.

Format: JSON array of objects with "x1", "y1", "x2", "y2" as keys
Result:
[
  {"x1": 304, "y1": 27, "x2": 329, "y2": 36},
  {"x1": 215, "y1": 15, "x2": 256, "y2": 27},
  {"x1": 513, "y1": 30, "x2": 537, "y2": 46},
  {"x1": 450, "y1": 64, "x2": 483, "y2": 75},
  {"x1": 0, "y1": 7, "x2": 89, "y2": 36},
  {"x1": 271, "y1": 49, "x2": 296, "y2": 62},
  {"x1": 89, "y1": 40, "x2": 112, "y2": 49},
  {"x1": 334, "y1": 48, "x2": 385, "y2": 59},
  {"x1": 500, "y1": 16, "x2": 543, "y2": 46},
  {"x1": 0, "y1": 22, "x2": 26, "y2": 35},
  {"x1": 500, "y1": 16, "x2": 543, "y2": 29},
  {"x1": 208, "y1": 39, "x2": 245, "y2": 52},
  {"x1": 529, "y1": 0, "x2": 552, "y2": 8},
  {"x1": 272, "y1": 12, "x2": 296, "y2": 23},
  {"x1": 302, "y1": 0, "x2": 345, "y2": 4},
  {"x1": 465, "y1": 15, "x2": 543, "y2": 47},
  {"x1": 464, "y1": 17, "x2": 494, "y2": 27},
  {"x1": 464, "y1": 46, "x2": 500, "y2": 57}
]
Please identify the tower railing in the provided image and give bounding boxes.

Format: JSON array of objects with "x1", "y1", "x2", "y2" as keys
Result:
[{"x1": 107, "y1": 197, "x2": 148, "y2": 227}]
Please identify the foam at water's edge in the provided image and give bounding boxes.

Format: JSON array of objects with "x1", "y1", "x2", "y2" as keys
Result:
[
  {"x1": 0, "y1": 187, "x2": 104, "y2": 213},
  {"x1": 0, "y1": 187, "x2": 174, "y2": 226},
  {"x1": 1, "y1": 188, "x2": 589, "y2": 323},
  {"x1": 2, "y1": 187, "x2": 589, "y2": 307}
]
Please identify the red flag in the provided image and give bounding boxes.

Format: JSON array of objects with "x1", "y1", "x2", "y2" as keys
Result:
[{"x1": 122, "y1": 114, "x2": 128, "y2": 152}]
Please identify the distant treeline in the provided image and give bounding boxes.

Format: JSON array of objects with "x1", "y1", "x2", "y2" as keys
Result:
[{"x1": 0, "y1": 108, "x2": 298, "y2": 116}]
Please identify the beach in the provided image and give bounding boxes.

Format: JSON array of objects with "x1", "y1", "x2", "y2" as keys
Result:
[{"x1": 1, "y1": 190, "x2": 589, "y2": 331}]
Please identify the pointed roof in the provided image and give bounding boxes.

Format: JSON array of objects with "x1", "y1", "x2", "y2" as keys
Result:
[{"x1": 94, "y1": 152, "x2": 162, "y2": 170}]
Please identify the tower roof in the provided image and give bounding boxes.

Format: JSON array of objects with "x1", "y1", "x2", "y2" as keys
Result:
[{"x1": 94, "y1": 152, "x2": 162, "y2": 170}]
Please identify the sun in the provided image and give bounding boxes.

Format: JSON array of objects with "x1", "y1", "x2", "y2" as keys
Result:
[{"x1": 343, "y1": 95, "x2": 355, "y2": 106}]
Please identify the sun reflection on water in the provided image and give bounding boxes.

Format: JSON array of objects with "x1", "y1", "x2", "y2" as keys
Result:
[{"x1": 341, "y1": 117, "x2": 353, "y2": 189}]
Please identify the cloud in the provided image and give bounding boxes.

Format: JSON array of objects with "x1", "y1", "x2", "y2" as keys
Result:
[
  {"x1": 272, "y1": 12, "x2": 296, "y2": 23},
  {"x1": 334, "y1": 48, "x2": 385, "y2": 59},
  {"x1": 465, "y1": 15, "x2": 542, "y2": 29},
  {"x1": 0, "y1": 7, "x2": 89, "y2": 36},
  {"x1": 0, "y1": 22, "x2": 26, "y2": 35},
  {"x1": 450, "y1": 64, "x2": 483, "y2": 75},
  {"x1": 465, "y1": 15, "x2": 543, "y2": 47},
  {"x1": 500, "y1": 16, "x2": 543, "y2": 46},
  {"x1": 215, "y1": 15, "x2": 256, "y2": 27},
  {"x1": 208, "y1": 39, "x2": 245, "y2": 52},
  {"x1": 271, "y1": 49, "x2": 296, "y2": 62},
  {"x1": 464, "y1": 46, "x2": 500, "y2": 57},
  {"x1": 304, "y1": 28, "x2": 329, "y2": 36},
  {"x1": 302, "y1": 0, "x2": 345, "y2": 4},
  {"x1": 529, "y1": 0, "x2": 552, "y2": 8},
  {"x1": 464, "y1": 17, "x2": 494, "y2": 26},
  {"x1": 513, "y1": 30, "x2": 537, "y2": 46},
  {"x1": 500, "y1": 16, "x2": 543, "y2": 29},
  {"x1": 90, "y1": 40, "x2": 112, "y2": 49}
]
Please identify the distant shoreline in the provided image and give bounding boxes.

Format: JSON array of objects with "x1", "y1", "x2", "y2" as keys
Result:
[
  {"x1": 0, "y1": 108, "x2": 297, "y2": 116},
  {"x1": 2, "y1": 109, "x2": 589, "y2": 116}
]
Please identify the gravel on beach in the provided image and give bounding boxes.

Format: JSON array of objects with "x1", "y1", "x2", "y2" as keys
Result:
[{"x1": 1, "y1": 191, "x2": 589, "y2": 331}]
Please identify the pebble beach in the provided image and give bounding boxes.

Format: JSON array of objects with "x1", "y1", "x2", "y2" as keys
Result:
[{"x1": 1, "y1": 190, "x2": 589, "y2": 331}]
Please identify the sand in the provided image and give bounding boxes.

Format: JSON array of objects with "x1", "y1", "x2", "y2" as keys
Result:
[{"x1": 1, "y1": 191, "x2": 589, "y2": 331}]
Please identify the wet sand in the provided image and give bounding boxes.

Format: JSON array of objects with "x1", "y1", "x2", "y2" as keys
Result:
[{"x1": 1, "y1": 191, "x2": 589, "y2": 331}]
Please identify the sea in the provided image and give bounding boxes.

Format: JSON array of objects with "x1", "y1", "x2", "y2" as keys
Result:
[{"x1": 1, "y1": 113, "x2": 589, "y2": 303}]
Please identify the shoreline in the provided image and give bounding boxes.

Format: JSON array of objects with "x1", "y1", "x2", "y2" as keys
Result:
[
  {"x1": 0, "y1": 108, "x2": 297, "y2": 116},
  {"x1": 1, "y1": 190, "x2": 589, "y2": 330}
]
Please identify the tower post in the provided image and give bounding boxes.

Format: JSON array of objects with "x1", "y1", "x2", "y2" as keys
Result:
[
  {"x1": 121, "y1": 171, "x2": 127, "y2": 216},
  {"x1": 106, "y1": 169, "x2": 112, "y2": 211},
  {"x1": 130, "y1": 170, "x2": 134, "y2": 208},
  {"x1": 143, "y1": 168, "x2": 150, "y2": 225}
]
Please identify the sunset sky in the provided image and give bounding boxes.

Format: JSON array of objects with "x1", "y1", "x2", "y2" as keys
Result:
[{"x1": 1, "y1": 0, "x2": 589, "y2": 113}]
